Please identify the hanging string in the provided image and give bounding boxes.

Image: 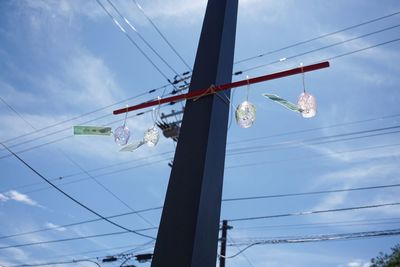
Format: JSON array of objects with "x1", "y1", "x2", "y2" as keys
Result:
[
  {"x1": 246, "y1": 75, "x2": 250, "y2": 102},
  {"x1": 123, "y1": 105, "x2": 129, "y2": 127},
  {"x1": 300, "y1": 63, "x2": 306, "y2": 93}
]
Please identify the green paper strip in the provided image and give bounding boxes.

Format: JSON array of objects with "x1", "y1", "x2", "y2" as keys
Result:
[
  {"x1": 262, "y1": 93, "x2": 302, "y2": 113},
  {"x1": 73, "y1": 126, "x2": 112, "y2": 136}
]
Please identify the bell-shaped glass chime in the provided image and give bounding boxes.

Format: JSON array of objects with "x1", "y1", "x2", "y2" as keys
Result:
[
  {"x1": 297, "y1": 92, "x2": 316, "y2": 118},
  {"x1": 235, "y1": 101, "x2": 256, "y2": 128},
  {"x1": 143, "y1": 125, "x2": 159, "y2": 147},
  {"x1": 297, "y1": 64, "x2": 317, "y2": 118},
  {"x1": 114, "y1": 110, "x2": 131, "y2": 146},
  {"x1": 235, "y1": 76, "x2": 256, "y2": 128}
]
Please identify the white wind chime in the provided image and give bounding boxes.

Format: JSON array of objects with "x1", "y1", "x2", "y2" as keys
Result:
[{"x1": 235, "y1": 65, "x2": 317, "y2": 129}]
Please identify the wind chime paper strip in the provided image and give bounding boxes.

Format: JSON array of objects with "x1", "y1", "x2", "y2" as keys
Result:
[
  {"x1": 120, "y1": 140, "x2": 145, "y2": 151},
  {"x1": 73, "y1": 126, "x2": 112, "y2": 136},
  {"x1": 262, "y1": 94, "x2": 302, "y2": 113}
]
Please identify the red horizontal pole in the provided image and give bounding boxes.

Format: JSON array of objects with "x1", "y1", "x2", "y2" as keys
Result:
[{"x1": 113, "y1": 61, "x2": 330, "y2": 115}]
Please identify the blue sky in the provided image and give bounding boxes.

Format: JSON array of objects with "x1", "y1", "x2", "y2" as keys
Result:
[{"x1": 1, "y1": 0, "x2": 400, "y2": 266}]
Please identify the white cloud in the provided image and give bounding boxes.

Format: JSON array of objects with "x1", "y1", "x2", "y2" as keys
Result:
[
  {"x1": 0, "y1": 193, "x2": 9, "y2": 202},
  {"x1": 44, "y1": 222, "x2": 67, "y2": 232},
  {"x1": 0, "y1": 190, "x2": 41, "y2": 207},
  {"x1": 338, "y1": 259, "x2": 370, "y2": 267}
]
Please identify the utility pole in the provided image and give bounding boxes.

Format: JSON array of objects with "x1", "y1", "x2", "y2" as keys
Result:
[
  {"x1": 220, "y1": 220, "x2": 233, "y2": 267},
  {"x1": 150, "y1": 0, "x2": 238, "y2": 266}
]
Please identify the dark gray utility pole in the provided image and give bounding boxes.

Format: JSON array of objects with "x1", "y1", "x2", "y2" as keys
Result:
[
  {"x1": 150, "y1": 0, "x2": 238, "y2": 266},
  {"x1": 220, "y1": 220, "x2": 233, "y2": 267}
]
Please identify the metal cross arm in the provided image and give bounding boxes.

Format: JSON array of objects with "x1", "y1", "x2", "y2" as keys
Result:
[{"x1": 113, "y1": 61, "x2": 330, "y2": 115}]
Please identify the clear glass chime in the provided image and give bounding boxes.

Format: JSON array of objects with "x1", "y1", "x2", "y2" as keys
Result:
[
  {"x1": 235, "y1": 76, "x2": 256, "y2": 128},
  {"x1": 297, "y1": 65, "x2": 317, "y2": 118},
  {"x1": 114, "y1": 110, "x2": 130, "y2": 146}
]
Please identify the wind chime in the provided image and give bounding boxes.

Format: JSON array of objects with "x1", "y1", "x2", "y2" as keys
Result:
[
  {"x1": 262, "y1": 63, "x2": 317, "y2": 120},
  {"x1": 74, "y1": 62, "x2": 328, "y2": 149},
  {"x1": 74, "y1": 103, "x2": 161, "y2": 152}
]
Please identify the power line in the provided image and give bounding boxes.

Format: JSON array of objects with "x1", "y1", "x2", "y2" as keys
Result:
[
  {"x1": 3, "y1": 111, "x2": 399, "y2": 194},
  {"x1": 0, "y1": 84, "x2": 164, "y2": 145},
  {"x1": 234, "y1": 10, "x2": 400, "y2": 65},
  {"x1": 7, "y1": 259, "x2": 101, "y2": 267},
  {"x1": 235, "y1": 217, "x2": 400, "y2": 232},
  {"x1": 228, "y1": 113, "x2": 400, "y2": 146},
  {"x1": 226, "y1": 142, "x2": 400, "y2": 169},
  {"x1": 3, "y1": 14, "x2": 400, "y2": 154},
  {"x1": 228, "y1": 202, "x2": 400, "y2": 222},
  {"x1": 0, "y1": 142, "x2": 156, "y2": 240},
  {"x1": 323, "y1": 37, "x2": 400, "y2": 61},
  {"x1": 235, "y1": 26, "x2": 400, "y2": 75},
  {"x1": 132, "y1": 0, "x2": 192, "y2": 71},
  {"x1": 0, "y1": 103, "x2": 159, "y2": 160},
  {"x1": 2, "y1": 182, "x2": 399, "y2": 241},
  {"x1": 223, "y1": 228, "x2": 400, "y2": 258},
  {"x1": 0, "y1": 91, "x2": 157, "y2": 233},
  {"x1": 223, "y1": 183, "x2": 400, "y2": 202},
  {"x1": 0, "y1": 206, "x2": 161, "y2": 241},
  {"x1": 95, "y1": 0, "x2": 177, "y2": 87},
  {"x1": 0, "y1": 228, "x2": 155, "y2": 251},
  {"x1": 227, "y1": 125, "x2": 400, "y2": 156},
  {"x1": 0, "y1": 87, "x2": 166, "y2": 154},
  {"x1": 0, "y1": 230, "x2": 130, "y2": 250},
  {"x1": 2, "y1": 34, "x2": 399, "y2": 158},
  {"x1": 5, "y1": 215, "x2": 399, "y2": 251},
  {"x1": 106, "y1": 0, "x2": 183, "y2": 78},
  {"x1": 4, "y1": 137, "x2": 399, "y2": 198},
  {"x1": 6, "y1": 240, "x2": 155, "y2": 267},
  {"x1": 226, "y1": 233, "x2": 255, "y2": 267},
  {"x1": 61, "y1": 152, "x2": 155, "y2": 228},
  {"x1": 12, "y1": 157, "x2": 170, "y2": 196}
]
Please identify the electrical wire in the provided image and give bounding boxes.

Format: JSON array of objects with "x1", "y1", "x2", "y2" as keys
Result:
[
  {"x1": 6, "y1": 240, "x2": 155, "y2": 267},
  {"x1": 15, "y1": 157, "x2": 170, "y2": 196},
  {"x1": 2, "y1": 32, "x2": 400, "y2": 159},
  {"x1": 61, "y1": 152, "x2": 155, "y2": 228},
  {"x1": 229, "y1": 112, "x2": 400, "y2": 145},
  {"x1": 0, "y1": 103, "x2": 164, "y2": 160},
  {"x1": 222, "y1": 228, "x2": 400, "y2": 259},
  {"x1": 0, "y1": 94, "x2": 157, "y2": 231},
  {"x1": 0, "y1": 142, "x2": 156, "y2": 240},
  {"x1": 226, "y1": 233, "x2": 256, "y2": 267},
  {"x1": 0, "y1": 230, "x2": 154, "y2": 253},
  {"x1": 222, "y1": 183, "x2": 400, "y2": 202},
  {"x1": 234, "y1": 217, "x2": 400, "y2": 232},
  {"x1": 106, "y1": 0, "x2": 183, "y2": 78},
  {"x1": 95, "y1": 0, "x2": 178, "y2": 87},
  {"x1": 7, "y1": 259, "x2": 101, "y2": 267},
  {"x1": 2, "y1": 182, "x2": 399, "y2": 241},
  {"x1": 226, "y1": 142, "x2": 400, "y2": 169},
  {"x1": 4, "y1": 216, "x2": 399, "y2": 251},
  {"x1": 4, "y1": 133, "x2": 399, "y2": 198},
  {"x1": 3, "y1": 13, "x2": 400, "y2": 154},
  {"x1": 3, "y1": 111, "x2": 399, "y2": 193},
  {"x1": 323, "y1": 37, "x2": 400, "y2": 62},
  {"x1": 234, "y1": 10, "x2": 400, "y2": 65},
  {"x1": 132, "y1": 0, "x2": 192, "y2": 71},
  {"x1": 234, "y1": 26, "x2": 400, "y2": 75},
  {"x1": 0, "y1": 86, "x2": 167, "y2": 154},
  {"x1": 0, "y1": 206, "x2": 160, "y2": 241},
  {"x1": 228, "y1": 202, "x2": 400, "y2": 222},
  {"x1": 227, "y1": 125, "x2": 400, "y2": 156},
  {"x1": 0, "y1": 84, "x2": 165, "y2": 145},
  {"x1": 0, "y1": 230, "x2": 132, "y2": 250}
]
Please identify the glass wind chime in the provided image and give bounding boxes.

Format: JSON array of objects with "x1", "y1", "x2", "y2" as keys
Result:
[
  {"x1": 73, "y1": 104, "x2": 160, "y2": 152},
  {"x1": 235, "y1": 65, "x2": 317, "y2": 128},
  {"x1": 235, "y1": 76, "x2": 256, "y2": 128}
]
